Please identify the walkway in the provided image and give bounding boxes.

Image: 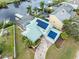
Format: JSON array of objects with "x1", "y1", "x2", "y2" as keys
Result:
[
  {"x1": 34, "y1": 37, "x2": 52, "y2": 59},
  {"x1": 13, "y1": 24, "x2": 16, "y2": 59},
  {"x1": 76, "y1": 51, "x2": 79, "y2": 59}
]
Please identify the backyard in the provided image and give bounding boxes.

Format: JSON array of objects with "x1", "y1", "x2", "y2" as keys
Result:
[
  {"x1": 46, "y1": 39, "x2": 79, "y2": 59},
  {"x1": 0, "y1": 24, "x2": 34, "y2": 59}
]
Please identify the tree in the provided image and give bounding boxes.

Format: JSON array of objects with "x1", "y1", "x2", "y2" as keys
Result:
[
  {"x1": 14, "y1": 0, "x2": 21, "y2": 8},
  {"x1": 0, "y1": 2, "x2": 7, "y2": 8},
  {"x1": 22, "y1": 36, "x2": 33, "y2": 48},
  {"x1": 0, "y1": 44, "x2": 3, "y2": 55},
  {"x1": 73, "y1": 9, "x2": 79, "y2": 15},
  {"x1": 40, "y1": 1, "x2": 45, "y2": 13},
  {"x1": 27, "y1": 5, "x2": 32, "y2": 15},
  {"x1": 33, "y1": 7, "x2": 38, "y2": 16},
  {"x1": 53, "y1": 0, "x2": 65, "y2": 5},
  {"x1": 44, "y1": 7, "x2": 54, "y2": 14},
  {"x1": 22, "y1": 36, "x2": 41, "y2": 49},
  {"x1": 63, "y1": 16, "x2": 79, "y2": 41}
]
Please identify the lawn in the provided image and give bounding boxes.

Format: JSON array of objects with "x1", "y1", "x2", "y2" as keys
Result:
[
  {"x1": 0, "y1": 25, "x2": 14, "y2": 57},
  {"x1": 0, "y1": 0, "x2": 15, "y2": 3},
  {"x1": 15, "y1": 26, "x2": 34, "y2": 59},
  {"x1": 46, "y1": 39, "x2": 79, "y2": 59}
]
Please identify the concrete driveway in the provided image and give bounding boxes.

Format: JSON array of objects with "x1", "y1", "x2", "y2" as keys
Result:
[{"x1": 34, "y1": 37, "x2": 52, "y2": 59}]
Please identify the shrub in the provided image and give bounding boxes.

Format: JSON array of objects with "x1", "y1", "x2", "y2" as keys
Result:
[
  {"x1": 0, "y1": 2, "x2": 7, "y2": 8},
  {"x1": 60, "y1": 32, "x2": 69, "y2": 40},
  {"x1": 0, "y1": 44, "x2": 3, "y2": 54},
  {"x1": 22, "y1": 36, "x2": 41, "y2": 48},
  {"x1": 0, "y1": 22, "x2": 3, "y2": 29},
  {"x1": 0, "y1": 21, "x2": 13, "y2": 29},
  {"x1": 4, "y1": 21, "x2": 13, "y2": 28}
]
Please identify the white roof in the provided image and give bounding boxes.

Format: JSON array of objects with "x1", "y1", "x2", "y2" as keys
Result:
[{"x1": 15, "y1": 14, "x2": 23, "y2": 18}]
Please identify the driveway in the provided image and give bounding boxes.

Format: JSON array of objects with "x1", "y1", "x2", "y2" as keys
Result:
[
  {"x1": 34, "y1": 37, "x2": 52, "y2": 59},
  {"x1": 76, "y1": 51, "x2": 79, "y2": 59}
]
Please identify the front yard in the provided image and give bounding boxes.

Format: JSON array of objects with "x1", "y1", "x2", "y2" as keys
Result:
[{"x1": 46, "y1": 39, "x2": 79, "y2": 59}]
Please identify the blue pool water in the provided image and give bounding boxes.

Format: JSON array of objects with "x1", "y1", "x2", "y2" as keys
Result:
[
  {"x1": 48, "y1": 30, "x2": 57, "y2": 39},
  {"x1": 36, "y1": 19, "x2": 48, "y2": 29}
]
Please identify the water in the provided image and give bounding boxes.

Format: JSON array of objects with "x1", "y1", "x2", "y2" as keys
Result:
[{"x1": 0, "y1": 0, "x2": 51, "y2": 22}]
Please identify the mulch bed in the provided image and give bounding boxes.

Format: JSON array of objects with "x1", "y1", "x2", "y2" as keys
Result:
[{"x1": 55, "y1": 38, "x2": 64, "y2": 48}]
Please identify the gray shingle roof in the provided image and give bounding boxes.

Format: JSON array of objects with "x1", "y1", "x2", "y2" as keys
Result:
[{"x1": 16, "y1": 15, "x2": 34, "y2": 30}]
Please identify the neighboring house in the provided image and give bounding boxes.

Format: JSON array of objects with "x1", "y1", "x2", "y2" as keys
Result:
[
  {"x1": 53, "y1": 9, "x2": 71, "y2": 21},
  {"x1": 51, "y1": 2, "x2": 78, "y2": 21},
  {"x1": 21, "y1": 18, "x2": 61, "y2": 44},
  {"x1": 61, "y1": 2, "x2": 78, "y2": 9},
  {"x1": 49, "y1": 15, "x2": 63, "y2": 30},
  {"x1": 15, "y1": 14, "x2": 34, "y2": 30}
]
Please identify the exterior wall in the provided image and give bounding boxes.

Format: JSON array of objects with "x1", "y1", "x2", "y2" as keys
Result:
[{"x1": 49, "y1": 15, "x2": 63, "y2": 30}]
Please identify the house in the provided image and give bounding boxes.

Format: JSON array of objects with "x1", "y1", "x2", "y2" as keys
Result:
[
  {"x1": 53, "y1": 9, "x2": 71, "y2": 21},
  {"x1": 15, "y1": 14, "x2": 34, "y2": 30},
  {"x1": 21, "y1": 18, "x2": 61, "y2": 44},
  {"x1": 51, "y1": 2, "x2": 78, "y2": 21},
  {"x1": 49, "y1": 15, "x2": 63, "y2": 30},
  {"x1": 22, "y1": 19, "x2": 42, "y2": 42},
  {"x1": 54, "y1": 2, "x2": 78, "y2": 12},
  {"x1": 61, "y1": 2, "x2": 78, "y2": 9}
]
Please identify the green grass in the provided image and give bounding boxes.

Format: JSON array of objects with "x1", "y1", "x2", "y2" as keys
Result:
[
  {"x1": 0, "y1": 0, "x2": 15, "y2": 3},
  {"x1": 46, "y1": 39, "x2": 79, "y2": 59},
  {"x1": 0, "y1": 25, "x2": 14, "y2": 56},
  {"x1": 16, "y1": 26, "x2": 34, "y2": 59}
]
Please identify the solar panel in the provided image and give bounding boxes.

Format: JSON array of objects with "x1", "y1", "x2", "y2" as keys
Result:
[
  {"x1": 48, "y1": 31, "x2": 57, "y2": 39},
  {"x1": 36, "y1": 19, "x2": 48, "y2": 29}
]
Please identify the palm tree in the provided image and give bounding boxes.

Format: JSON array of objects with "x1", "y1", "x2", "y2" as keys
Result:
[
  {"x1": 33, "y1": 7, "x2": 38, "y2": 14},
  {"x1": 63, "y1": 16, "x2": 79, "y2": 41},
  {"x1": 22, "y1": 36, "x2": 33, "y2": 48},
  {"x1": 33, "y1": 7, "x2": 38, "y2": 16},
  {"x1": 27, "y1": 5, "x2": 32, "y2": 15},
  {"x1": 40, "y1": 1, "x2": 45, "y2": 13}
]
